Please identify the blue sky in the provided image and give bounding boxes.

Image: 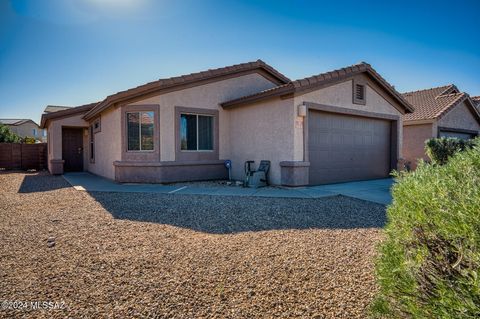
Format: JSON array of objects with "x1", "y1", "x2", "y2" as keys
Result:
[{"x1": 1, "y1": 0, "x2": 479, "y2": 123}]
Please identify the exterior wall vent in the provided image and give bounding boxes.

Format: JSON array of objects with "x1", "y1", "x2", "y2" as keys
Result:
[{"x1": 353, "y1": 80, "x2": 367, "y2": 105}]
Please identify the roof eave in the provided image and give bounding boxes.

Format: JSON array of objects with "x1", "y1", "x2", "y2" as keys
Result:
[
  {"x1": 220, "y1": 85, "x2": 294, "y2": 109},
  {"x1": 403, "y1": 119, "x2": 436, "y2": 126},
  {"x1": 40, "y1": 103, "x2": 96, "y2": 128},
  {"x1": 83, "y1": 61, "x2": 290, "y2": 120},
  {"x1": 221, "y1": 64, "x2": 415, "y2": 114},
  {"x1": 438, "y1": 95, "x2": 480, "y2": 124},
  {"x1": 364, "y1": 68, "x2": 415, "y2": 113}
]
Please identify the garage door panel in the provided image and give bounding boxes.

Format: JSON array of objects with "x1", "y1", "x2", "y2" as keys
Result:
[{"x1": 308, "y1": 110, "x2": 391, "y2": 185}]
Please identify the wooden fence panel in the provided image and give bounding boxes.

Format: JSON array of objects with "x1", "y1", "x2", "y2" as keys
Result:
[
  {"x1": 0, "y1": 144, "x2": 16, "y2": 169},
  {"x1": 0, "y1": 143, "x2": 47, "y2": 170}
]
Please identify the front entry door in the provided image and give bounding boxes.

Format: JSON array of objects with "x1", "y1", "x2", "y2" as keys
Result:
[{"x1": 62, "y1": 127, "x2": 84, "y2": 172}]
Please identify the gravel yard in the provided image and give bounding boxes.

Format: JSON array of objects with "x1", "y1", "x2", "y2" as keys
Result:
[{"x1": 0, "y1": 171, "x2": 385, "y2": 318}]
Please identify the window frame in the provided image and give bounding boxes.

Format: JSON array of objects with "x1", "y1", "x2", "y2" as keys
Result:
[
  {"x1": 92, "y1": 117, "x2": 101, "y2": 133},
  {"x1": 89, "y1": 125, "x2": 95, "y2": 163},
  {"x1": 174, "y1": 106, "x2": 219, "y2": 162},
  {"x1": 180, "y1": 112, "x2": 214, "y2": 152},
  {"x1": 126, "y1": 111, "x2": 155, "y2": 152}
]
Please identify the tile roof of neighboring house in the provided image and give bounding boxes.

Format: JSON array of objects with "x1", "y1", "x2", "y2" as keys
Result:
[
  {"x1": 401, "y1": 84, "x2": 480, "y2": 122},
  {"x1": 472, "y1": 96, "x2": 480, "y2": 107},
  {"x1": 40, "y1": 102, "x2": 99, "y2": 128},
  {"x1": 0, "y1": 119, "x2": 38, "y2": 126},
  {"x1": 43, "y1": 105, "x2": 72, "y2": 113},
  {"x1": 220, "y1": 62, "x2": 414, "y2": 113},
  {"x1": 83, "y1": 60, "x2": 290, "y2": 120}
]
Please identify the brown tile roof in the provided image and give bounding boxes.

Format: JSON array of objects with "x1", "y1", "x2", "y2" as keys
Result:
[
  {"x1": 40, "y1": 102, "x2": 99, "y2": 128},
  {"x1": 401, "y1": 84, "x2": 479, "y2": 122},
  {"x1": 83, "y1": 60, "x2": 290, "y2": 120},
  {"x1": 220, "y1": 62, "x2": 414, "y2": 113},
  {"x1": 472, "y1": 96, "x2": 480, "y2": 106}
]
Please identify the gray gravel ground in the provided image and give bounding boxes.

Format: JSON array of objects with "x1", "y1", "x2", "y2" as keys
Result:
[{"x1": 0, "y1": 171, "x2": 385, "y2": 318}]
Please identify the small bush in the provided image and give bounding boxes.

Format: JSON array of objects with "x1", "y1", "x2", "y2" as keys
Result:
[
  {"x1": 371, "y1": 143, "x2": 480, "y2": 318},
  {"x1": 0, "y1": 124, "x2": 21, "y2": 143},
  {"x1": 425, "y1": 137, "x2": 476, "y2": 165},
  {"x1": 22, "y1": 136, "x2": 36, "y2": 144}
]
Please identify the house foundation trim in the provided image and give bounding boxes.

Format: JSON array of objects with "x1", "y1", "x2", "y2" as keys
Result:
[
  {"x1": 49, "y1": 159, "x2": 65, "y2": 175},
  {"x1": 113, "y1": 160, "x2": 227, "y2": 183},
  {"x1": 279, "y1": 161, "x2": 310, "y2": 186}
]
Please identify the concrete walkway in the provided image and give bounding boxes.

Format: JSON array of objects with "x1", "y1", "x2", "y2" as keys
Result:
[{"x1": 63, "y1": 172, "x2": 393, "y2": 205}]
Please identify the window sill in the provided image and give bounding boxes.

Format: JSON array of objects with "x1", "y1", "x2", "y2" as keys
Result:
[{"x1": 126, "y1": 150, "x2": 155, "y2": 153}]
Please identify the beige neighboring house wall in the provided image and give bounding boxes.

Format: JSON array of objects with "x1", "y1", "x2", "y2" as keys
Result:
[
  {"x1": 4, "y1": 121, "x2": 46, "y2": 142},
  {"x1": 402, "y1": 123, "x2": 435, "y2": 169},
  {"x1": 87, "y1": 108, "x2": 121, "y2": 180},
  {"x1": 401, "y1": 86, "x2": 480, "y2": 169},
  {"x1": 403, "y1": 100, "x2": 480, "y2": 168},
  {"x1": 438, "y1": 100, "x2": 480, "y2": 131},
  {"x1": 129, "y1": 72, "x2": 277, "y2": 163}
]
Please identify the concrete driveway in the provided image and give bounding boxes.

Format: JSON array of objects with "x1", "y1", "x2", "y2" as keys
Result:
[{"x1": 63, "y1": 172, "x2": 393, "y2": 205}]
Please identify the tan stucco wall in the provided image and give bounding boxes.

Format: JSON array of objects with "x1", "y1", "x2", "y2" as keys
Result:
[
  {"x1": 294, "y1": 76, "x2": 404, "y2": 159},
  {"x1": 45, "y1": 113, "x2": 89, "y2": 173},
  {"x1": 130, "y1": 72, "x2": 278, "y2": 162},
  {"x1": 438, "y1": 101, "x2": 480, "y2": 132},
  {"x1": 87, "y1": 108, "x2": 121, "y2": 180},
  {"x1": 228, "y1": 97, "x2": 295, "y2": 184},
  {"x1": 402, "y1": 123, "x2": 435, "y2": 169}
]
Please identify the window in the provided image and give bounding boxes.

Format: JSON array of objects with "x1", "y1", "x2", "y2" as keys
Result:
[
  {"x1": 32, "y1": 128, "x2": 37, "y2": 137},
  {"x1": 89, "y1": 125, "x2": 94, "y2": 162},
  {"x1": 43, "y1": 130, "x2": 47, "y2": 137},
  {"x1": 353, "y1": 81, "x2": 366, "y2": 105},
  {"x1": 180, "y1": 114, "x2": 213, "y2": 151},
  {"x1": 93, "y1": 118, "x2": 101, "y2": 133},
  {"x1": 127, "y1": 111, "x2": 154, "y2": 151}
]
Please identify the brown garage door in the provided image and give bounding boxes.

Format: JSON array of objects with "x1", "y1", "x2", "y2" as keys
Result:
[{"x1": 308, "y1": 110, "x2": 391, "y2": 185}]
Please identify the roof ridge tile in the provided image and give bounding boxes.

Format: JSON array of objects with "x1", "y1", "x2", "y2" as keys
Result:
[{"x1": 402, "y1": 84, "x2": 452, "y2": 96}]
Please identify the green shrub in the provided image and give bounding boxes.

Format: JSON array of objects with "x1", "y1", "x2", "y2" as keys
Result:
[
  {"x1": 0, "y1": 124, "x2": 21, "y2": 143},
  {"x1": 22, "y1": 136, "x2": 36, "y2": 144},
  {"x1": 425, "y1": 137, "x2": 476, "y2": 165},
  {"x1": 371, "y1": 144, "x2": 480, "y2": 318}
]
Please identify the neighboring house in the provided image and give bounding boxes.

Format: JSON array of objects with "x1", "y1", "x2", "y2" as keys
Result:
[
  {"x1": 0, "y1": 119, "x2": 46, "y2": 142},
  {"x1": 40, "y1": 60, "x2": 413, "y2": 186},
  {"x1": 401, "y1": 85, "x2": 480, "y2": 169},
  {"x1": 472, "y1": 96, "x2": 480, "y2": 112}
]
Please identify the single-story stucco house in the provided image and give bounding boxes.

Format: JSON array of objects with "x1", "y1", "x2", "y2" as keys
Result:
[
  {"x1": 401, "y1": 84, "x2": 480, "y2": 169},
  {"x1": 40, "y1": 60, "x2": 414, "y2": 186}
]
